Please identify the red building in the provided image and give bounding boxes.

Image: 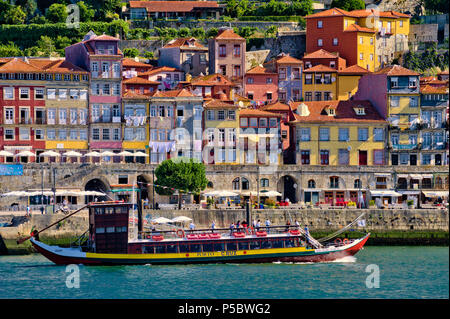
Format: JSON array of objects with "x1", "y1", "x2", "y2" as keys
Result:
[
  {"x1": 302, "y1": 49, "x2": 347, "y2": 71},
  {"x1": 244, "y1": 65, "x2": 278, "y2": 105},
  {"x1": 0, "y1": 58, "x2": 46, "y2": 162}
]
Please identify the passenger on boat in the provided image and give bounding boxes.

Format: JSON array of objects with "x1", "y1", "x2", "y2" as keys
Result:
[
  {"x1": 211, "y1": 220, "x2": 216, "y2": 233},
  {"x1": 285, "y1": 220, "x2": 291, "y2": 232},
  {"x1": 229, "y1": 222, "x2": 235, "y2": 235},
  {"x1": 189, "y1": 222, "x2": 195, "y2": 233},
  {"x1": 295, "y1": 220, "x2": 300, "y2": 229},
  {"x1": 241, "y1": 220, "x2": 248, "y2": 229},
  {"x1": 265, "y1": 219, "x2": 271, "y2": 233},
  {"x1": 256, "y1": 220, "x2": 261, "y2": 231},
  {"x1": 236, "y1": 220, "x2": 241, "y2": 231}
]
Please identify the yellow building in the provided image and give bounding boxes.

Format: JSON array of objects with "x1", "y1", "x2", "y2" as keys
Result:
[
  {"x1": 289, "y1": 100, "x2": 387, "y2": 166},
  {"x1": 337, "y1": 64, "x2": 371, "y2": 100},
  {"x1": 122, "y1": 91, "x2": 150, "y2": 164},
  {"x1": 30, "y1": 59, "x2": 90, "y2": 161},
  {"x1": 203, "y1": 99, "x2": 240, "y2": 164},
  {"x1": 302, "y1": 65, "x2": 338, "y2": 101}
]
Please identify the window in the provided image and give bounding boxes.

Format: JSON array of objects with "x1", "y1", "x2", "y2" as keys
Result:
[
  {"x1": 400, "y1": 153, "x2": 409, "y2": 165},
  {"x1": 307, "y1": 179, "x2": 315, "y2": 188},
  {"x1": 259, "y1": 118, "x2": 267, "y2": 127},
  {"x1": 373, "y1": 150, "x2": 384, "y2": 165},
  {"x1": 218, "y1": 110, "x2": 225, "y2": 120},
  {"x1": 319, "y1": 128, "x2": 329, "y2": 141},
  {"x1": 374, "y1": 128, "x2": 384, "y2": 141},
  {"x1": 370, "y1": 38, "x2": 374, "y2": 45},
  {"x1": 358, "y1": 128, "x2": 368, "y2": 141},
  {"x1": 422, "y1": 154, "x2": 431, "y2": 165},
  {"x1": 47, "y1": 129, "x2": 55, "y2": 140},
  {"x1": 35, "y1": 88, "x2": 44, "y2": 99},
  {"x1": 249, "y1": 118, "x2": 258, "y2": 127},
  {"x1": 69, "y1": 89, "x2": 79, "y2": 100},
  {"x1": 19, "y1": 128, "x2": 30, "y2": 140},
  {"x1": 80, "y1": 129, "x2": 87, "y2": 140},
  {"x1": 35, "y1": 129, "x2": 44, "y2": 140},
  {"x1": 58, "y1": 89, "x2": 67, "y2": 99},
  {"x1": 177, "y1": 106, "x2": 184, "y2": 117},
  {"x1": 228, "y1": 110, "x2": 235, "y2": 120},
  {"x1": 317, "y1": 39, "x2": 323, "y2": 46},
  {"x1": 19, "y1": 88, "x2": 29, "y2": 99},
  {"x1": 305, "y1": 92, "x2": 312, "y2": 101},
  {"x1": 301, "y1": 150, "x2": 310, "y2": 165},
  {"x1": 279, "y1": 68, "x2": 286, "y2": 80},
  {"x1": 315, "y1": 92, "x2": 322, "y2": 101},
  {"x1": 360, "y1": 37, "x2": 363, "y2": 44},
  {"x1": 4, "y1": 108, "x2": 14, "y2": 123},
  {"x1": 233, "y1": 45, "x2": 240, "y2": 57},
  {"x1": 269, "y1": 118, "x2": 277, "y2": 127},
  {"x1": 390, "y1": 77, "x2": 398, "y2": 88},
  {"x1": 359, "y1": 53, "x2": 363, "y2": 60},
  {"x1": 317, "y1": 20, "x2": 323, "y2": 28},
  {"x1": 58, "y1": 129, "x2": 67, "y2": 140},
  {"x1": 55, "y1": 74, "x2": 62, "y2": 81},
  {"x1": 3, "y1": 87, "x2": 14, "y2": 99},
  {"x1": 219, "y1": 44, "x2": 226, "y2": 57},
  {"x1": 390, "y1": 96, "x2": 399, "y2": 107},
  {"x1": 70, "y1": 129, "x2": 78, "y2": 140},
  {"x1": 266, "y1": 77, "x2": 273, "y2": 84},
  {"x1": 320, "y1": 150, "x2": 329, "y2": 165},
  {"x1": 300, "y1": 128, "x2": 310, "y2": 141},
  {"x1": 247, "y1": 77, "x2": 254, "y2": 84},
  {"x1": 267, "y1": 92, "x2": 272, "y2": 100},
  {"x1": 330, "y1": 176, "x2": 339, "y2": 188},
  {"x1": 102, "y1": 128, "x2": 110, "y2": 140},
  {"x1": 354, "y1": 179, "x2": 361, "y2": 188},
  {"x1": 4, "y1": 129, "x2": 14, "y2": 140},
  {"x1": 103, "y1": 84, "x2": 110, "y2": 95},
  {"x1": 410, "y1": 97, "x2": 418, "y2": 107},
  {"x1": 338, "y1": 149, "x2": 349, "y2": 165},
  {"x1": 370, "y1": 54, "x2": 374, "y2": 61},
  {"x1": 207, "y1": 110, "x2": 215, "y2": 121},
  {"x1": 260, "y1": 178, "x2": 269, "y2": 188},
  {"x1": 200, "y1": 54, "x2": 207, "y2": 64},
  {"x1": 92, "y1": 128, "x2": 100, "y2": 140},
  {"x1": 338, "y1": 128, "x2": 349, "y2": 141},
  {"x1": 305, "y1": 74, "x2": 312, "y2": 84},
  {"x1": 240, "y1": 117, "x2": 248, "y2": 127},
  {"x1": 333, "y1": 38, "x2": 338, "y2": 46},
  {"x1": 409, "y1": 77, "x2": 417, "y2": 88},
  {"x1": 233, "y1": 65, "x2": 241, "y2": 77}
]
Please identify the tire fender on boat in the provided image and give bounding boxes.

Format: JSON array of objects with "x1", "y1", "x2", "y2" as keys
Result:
[
  {"x1": 334, "y1": 238, "x2": 342, "y2": 245},
  {"x1": 176, "y1": 229, "x2": 185, "y2": 238},
  {"x1": 343, "y1": 238, "x2": 350, "y2": 245}
]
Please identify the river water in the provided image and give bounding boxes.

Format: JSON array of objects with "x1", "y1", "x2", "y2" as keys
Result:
[{"x1": 0, "y1": 246, "x2": 448, "y2": 299}]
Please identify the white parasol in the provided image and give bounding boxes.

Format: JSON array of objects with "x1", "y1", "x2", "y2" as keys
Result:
[
  {"x1": 118, "y1": 151, "x2": 134, "y2": 156},
  {"x1": 134, "y1": 151, "x2": 149, "y2": 157},
  {"x1": 151, "y1": 217, "x2": 173, "y2": 224},
  {"x1": 39, "y1": 150, "x2": 61, "y2": 157},
  {"x1": 62, "y1": 151, "x2": 83, "y2": 157},
  {"x1": 84, "y1": 151, "x2": 101, "y2": 157},
  {"x1": 100, "y1": 151, "x2": 116, "y2": 157},
  {"x1": 0, "y1": 150, "x2": 14, "y2": 156},
  {"x1": 171, "y1": 216, "x2": 193, "y2": 222},
  {"x1": 15, "y1": 151, "x2": 36, "y2": 157},
  {"x1": 259, "y1": 190, "x2": 282, "y2": 197}
]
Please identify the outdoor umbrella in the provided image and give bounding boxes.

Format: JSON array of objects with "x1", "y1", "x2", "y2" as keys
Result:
[
  {"x1": 62, "y1": 151, "x2": 83, "y2": 157},
  {"x1": 151, "y1": 217, "x2": 173, "y2": 224},
  {"x1": 118, "y1": 151, "x2": 134, "y2": 156},
  {"x1": 1, "y1": 191, "x2": 29, "y2": 197},
  {"x1": 40, "y1": 150, "x2": 61, "y2": 157},
  {"x1": 260, "y1": 190, "x2": 282, "y2": 197},
  {"x1": 171, "y1": 216, "x2": 193, "y2": 223},
  {"x1": 84, "y1": 151, "x2": 101, "y2": 157},
  {"x1": 134, "y1": 151, "x2": 149, "y2": 157},
  {"x1": 100, "y1": 151, "x2": 116, "y2": 157},
  {"x1": 0, "y1": 150, "x2": 14, "y2": 157},
  {"x1": 15, "y1": 151, "x2": 36, "y2": 157}
]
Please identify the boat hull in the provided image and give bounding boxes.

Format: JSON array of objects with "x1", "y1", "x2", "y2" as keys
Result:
[{"x1": 31, "y1": 234, "x2": 370, "y2": 265}]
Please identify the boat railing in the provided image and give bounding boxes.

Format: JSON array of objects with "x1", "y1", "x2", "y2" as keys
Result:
[{"x1": 138, "y1": 225, "x2": 306, "y2": 240}]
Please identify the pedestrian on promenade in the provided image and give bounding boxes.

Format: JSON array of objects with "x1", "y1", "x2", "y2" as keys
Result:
[
  {"x1": 26, "y1": 205, "x2": 31, "y2": 217},
  {"x1": 256, "y1": 219, "x2": 261, "y2": 231}
]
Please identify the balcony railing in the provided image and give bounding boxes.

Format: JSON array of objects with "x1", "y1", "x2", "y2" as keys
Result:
[{"x1": 392, "y1": 143, "x2": 417, "y2": 150}]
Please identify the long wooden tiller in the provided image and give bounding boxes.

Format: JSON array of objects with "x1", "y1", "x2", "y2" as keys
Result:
[{"x1": 16, "y1": 204, "x2": 89, "y2": 245}]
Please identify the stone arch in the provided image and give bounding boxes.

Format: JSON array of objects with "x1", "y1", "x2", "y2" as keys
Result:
[
  {"x1": 232, "y1": 177, "x2": 240, "y2": 190},
  {"x1": 277, "y1": 175, "x2": 298, "y2": 203},
  {"x1": 84, "y1": 177, "x2": 110, "y2": 203}
]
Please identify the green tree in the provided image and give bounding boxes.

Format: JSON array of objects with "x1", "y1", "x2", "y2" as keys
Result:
[
  {"x1": 16, "y1": 0, "x2": 38, "y2": 21},
  {"x1": 178, "y1": 27, "x2": 190, "y2": 38},
  {"x1": 206, "y1": 27, "x2": 218, "y2": 38},
  {"x1": 0, "y1": 4, "x2": 27, "y2": 25},
  {"x1": 191, "y1": 28, "x2": 205, "y2": 39},
  {"x1": 264, "y1": 25, "x2": 278, "y2": 37},
  {"x1": 330, "y1": 0, "x2": 365, "y2": 11},
  {"x1": 143, "y1": 51, "x2": 155, "y2": 59},
  {"x1": 46, "y1": 3, "x2": 68, "y2": 23},
  {"x1": 29, "y1": 15, "x2": 47, "y2": 24},
  {"x1": 34, "y1": 35, "x2": 56, "y2": 56},
  {"x1": 154, "y1": 159, "x2": 208, "y2": 209},
  {"x1": 123, "y1": 47, "x2": 139, "y2": 58},
  {"x1": 424, "y1": 0, "x2": 449, "y2": 14},
  {"x1": 77, "y1": 1, "x2": 95, "y2": 22},
  {"x1": 0, "y1": 42, "x2": 23, "y2": 57}
]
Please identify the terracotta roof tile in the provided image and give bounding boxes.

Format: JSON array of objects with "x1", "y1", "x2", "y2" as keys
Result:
[
  {"x1": 303, "y1": 64, "x2": 337, "y2": 73},
  {"x1": 163, "y1": 38, "x2": 206, "y2": 49},
  {"x1": 139, "y1": 66, "x2": 183, "y2": 76},
  {"x1": 276, "y1": 54, "x2": 302, "y2": 64},
  {"x1": 204, "y1": 99, "x2": 238, "y2": 109},
  {"x1": 33, "y1": 59, "x2": 88, "y2": 74},
  {"x1": 305, "y1": 8, "x2": 353, "y2": 18},
  {"x1": 190, "y1": 73, "x2": 234, "y2": 86},
  {"x1": 0, "y1": 58, "x2": 44, "y2": 73},
  {"x1": 215, "y1": 28, "x2": 245, "y2": 41},
  {"x1": 245, "y1": 65, "x2": 277, "y2": 75},
  {"x1": 339, "y1": 64, "x2": 370, "y2": 75},
  {"x1": 122, "y1": 90, "x2": 152, "y2": 99},
  {"x1": 289, "y1": 100, "x2": 386, "y2": 124},
  {"x1": 261, "y1": 101, "x2": 290, "y2": 112},
  {"x1": 344, "y1": 24, "x2": 377, "y2": 33},
  {"x1": 153, "y1": 88, "x2": 195, "y2": 97},
  {"x1": 373, "y1": 65, "x2": 420, "y2": 76},
  {"x1": 123, "y1": 77, "x2": 160, "y2": 85},
  {"x1": 420, "y1": 85, "x2": 449, "y2": 94},
  {"x1": 122, "y1": 58, "x2": 153, "y2": 68},
  {"x1": 303, "y1": 49, "x2": 338, "y2": 60}
]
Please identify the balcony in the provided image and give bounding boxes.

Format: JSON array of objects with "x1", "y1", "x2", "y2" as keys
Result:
[
  {"x1": 20, "y1": 118, "x2": 32, "y2": 124},
  {"x1": 392, "y1": 143, "x2": 417, "y2": 150},
  {"x1": 35, "y1": 118, "x2": 46, "y2": 125}
]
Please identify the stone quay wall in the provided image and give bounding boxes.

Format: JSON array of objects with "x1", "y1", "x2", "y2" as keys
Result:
[{"x1": 0, "y1": 208, "x2": 447, "y2": 241}]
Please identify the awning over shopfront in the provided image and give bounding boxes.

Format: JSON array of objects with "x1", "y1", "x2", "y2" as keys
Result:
[
  {"x1": 409, "y1": 174, "x2": 423, "y2": 179},
  {"x1": 397, "y1": 174, "x2": 409, "y2": 178},
  {"x1": 370, "y1": 190, "x2": 402, "y2": 197},
  {"x1": 398, "y1": 190, "x2": 421, "y2": 195},
  {"x1": 422, "y1": 191, "x2": 449, "y2": 198},
  {"x1": 374, "y1": 173, "x2": 391, "y2": 177}
]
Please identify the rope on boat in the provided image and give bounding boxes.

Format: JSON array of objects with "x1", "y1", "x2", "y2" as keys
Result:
[{"x1": 317, "y1": 211, "x2": 368, "y2": 243}]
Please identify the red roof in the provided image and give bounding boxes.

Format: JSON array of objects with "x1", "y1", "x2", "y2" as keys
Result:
[
  {"x1": 261, "y1": 101, "x2": 290, "y2": 112},
  {"x1": 122, "y1": 91, "x2": 153, "y2": 99},
  {"x1": 190, "y1": 73, "x2": 234, "y2": 86},
  {"x1": 276, "y1": 54, "x2": 302, "y2": 65},
  {"x1": 420, "y1": 85, "x2": 449, "y2": 94},
  {"x1": 303, "y1": 64, "x2": 337, "y2": 73},
  {"x1": 139, "y1": 66, "x2": 183, "y2": 76},
  {"x1": 123, "y1": 77, "x2": 159, "y2": 85},
  {"x1": 303, "y1": 49, "x2": 339, "y2": 60},
  {"x1": 153, "y1": 88, "x2": 195, "y2": 97},
  {"x1": 289, "y1": 100, "x2": 386, "y2": 124},
  {"x1": 0, "y1": 58, "x2": 43, "y2": 73},
  {"x1": 305, "y1": 8, "x2": 353, "y2": 18},
  {"x1": 245, "y1": 65, "x2": 277, "y2": 75},
  {"x1": 215, "y1": 28, "x2": 245, "y2": 41},
  {"x1": 163, "y1": 38, "x2": 206, "y2": 49},
  {"x1": 122, "y1": 58, "x2": 153, "y2": 69},
  {"x1": 129, "y1": 1, "x2": 219, "y2": 12},
  {"x1": 204, "y1": 99, "x2": 237, "y2": 109},
  {"x1": 339, "y1": 64, "x2": 370, "y2": 75},
  {"x1": 344, "y1": 24, "x2": 377, "y2": 33},
  {"x1": 306, "y1": 8, "x2": 410, "y2": 19},
  {"x1": 374, "y1": 65, "x2": 420, "y2": 76}
]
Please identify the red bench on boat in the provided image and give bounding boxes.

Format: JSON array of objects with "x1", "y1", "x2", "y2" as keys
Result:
[
  {"x1": 198, "y1": 233, "x2": 209, "y2": 240},
  {"x1": 209, "y1": 233, "x2": 221, "y2": 239},
  {"x1": 255, "y1": 231, "x2": 267, "y2": 237},
  {"x1": 232, "y1": 232, "x2": 246, "y2": 238},
  {"x1": 152, "y1": 235, "x2": 164, "y2": 241},
  {"x1": 186, "y1": 234, "x2": 198, "y2": 240},
  {"x1": 289, "y1": 230, "x2": 301, "y2": 236}
]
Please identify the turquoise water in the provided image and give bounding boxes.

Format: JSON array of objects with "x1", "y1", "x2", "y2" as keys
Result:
[{"x1": 0, "y1": 246, "x2": 448, "y2": 299}]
